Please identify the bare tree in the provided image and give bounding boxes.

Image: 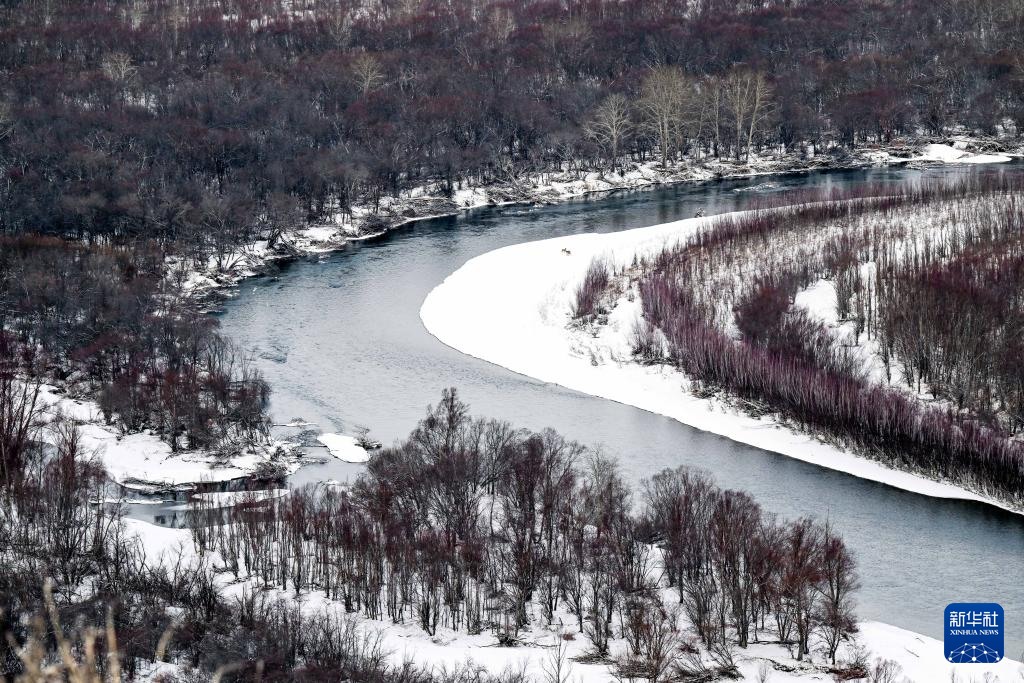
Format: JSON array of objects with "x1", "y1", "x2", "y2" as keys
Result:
[
  {"x1": 541, "y1": 631, "x2": 573, "y2": 683},
  {"x1": 585, "y1": 94, "x2": 633, "y2": 170},
  {"x1": 625, "y1": 598, "x2": 681, "y2": 683},
  {"x1": 198, "y1": 190, "x2": 254, "y2": 273},
  {"x1": 867, "y1": 658, "x2": 904, "y2": 683},
  {"x1": 351, "y1": 53, "x2": 385, "y2": 94},
  {"x1": 101, "y1": 51, "x2": 138, "y2": 104},
  {"x1": 721, "y1": 68, "x2": 774, "y2": 160},
  {"x1": 0, "y1": 339, "x2": 42, "y2": 487},
  {"x1": 487, "y1": 5, "x2": 516, "y2": 46},
  {"x1": 745, "y1": 72, "x2": 773, "y2": 160},
  {"x1": 542, "y1": 19, "x2": 593, "y2": 81},
  {"x1": 710, "y1": 490, "x2": 761, "y2": 648},
  {"x1": 783, "y1": 518, "x2": 823, "y2": 661},
  {"x1": 817, "y1": 522, "x2": 859, "y2": 665},
  {"x1": 639, "y1": 66, "x2": 687, "y2": 168},
  {"x1": 0, "y1": 99, "x2": 13, "y2": 142},
  {"x1": 324, "y1": 6, "x2": 354, "y2": 45},
  {"x1": 101, "y1": 51, "x2": 136, "y2": 84}
]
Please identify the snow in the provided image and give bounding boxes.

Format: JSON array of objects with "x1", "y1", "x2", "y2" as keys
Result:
[
  {"x1": 793, "y1": 279, "x2": 840, "y2": 327},
  {"x1": 116, "y1": 498, "x2": 1024, "y2": 683},
  {"x1": 286, "y1": 600, "x2": 1021, "y2": 682},
  {"x1": 35, "y1": 384, "x2": 300, "y2": 489},
  {"x1": 858, "y1": 621, "x2": 1022, "y2": 683},
  {"x1": 127, "y1": 514, "x2": 1022, "y2": 683},
  {"x1": 914, "y1": 143, "x2": 1012, "y2": 165},
  {"x1": 122, "y1": 518, "x2": 198, "y2": 564},
  {"x1": 121, "y1": 512, "x2": 1024, "y2": 683},
  {"x1": 86, "y1": 426, "x2": 298, "y2": 490},
  {"x1": 316, "y1": 432, "x2": 370, "y2": 462},
  {"x1": 301, "y1": 225, "x2": 343, "y2": 242},
  {"x1": 420, "y1": 212, "x2": 1020, "y2": 515}
]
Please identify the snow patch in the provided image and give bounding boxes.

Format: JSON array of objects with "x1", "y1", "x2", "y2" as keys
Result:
[
  {"x1": 316, "y1": 433, "x2": 369, "y2": 462},
  {"x1": 793, "y1": 279, "x2": 839, "y2": 326},
  {"x1": 915, "y1": 143, "x2": 1011, "y2": 165}
]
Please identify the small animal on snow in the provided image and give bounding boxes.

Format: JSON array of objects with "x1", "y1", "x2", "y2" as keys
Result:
[{"x1": 561, "y1": 247, "x2": 572, "y2": 255}]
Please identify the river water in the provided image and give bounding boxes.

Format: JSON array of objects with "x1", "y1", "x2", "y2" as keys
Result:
[{"x1": 214, "y1": 163, "x2": 1024, "y2": 653}]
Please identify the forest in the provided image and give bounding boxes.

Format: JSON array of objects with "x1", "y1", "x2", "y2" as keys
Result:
[
  {"x1": 2, "y1": 0, "x2": 1024, "y2": 247},
  {"x1": 0, "y1": 390, "x2": 864, "y2": 681},
  {"x1": 0, "y1": 237, "x2": 271, "y2": 487}
]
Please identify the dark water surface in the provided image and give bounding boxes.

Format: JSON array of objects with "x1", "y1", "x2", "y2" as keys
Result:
[{"x1": 216, "y1": 163, "x2": 1024, "y2": 652}]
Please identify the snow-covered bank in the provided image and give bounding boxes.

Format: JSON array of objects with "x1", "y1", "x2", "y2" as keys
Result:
[
  {"x1": 36, "y1": 384, "x2": 300, "y2": 491},
  {"x1": 419, "y1": 212, "x2": 1020, "y2": 514},
  {"x1": 177, "y1": 137, "x2": 1021, "y2": 305},
  {"x1": 352, "y1": 613, "x2": 1022, "y2": 683},
  {"x1": 122, "y1": 512, "x2": 1023, "y2": 683},
  {"x1": 915, "y1": 142, "x2": 1013, "y2": 164}
]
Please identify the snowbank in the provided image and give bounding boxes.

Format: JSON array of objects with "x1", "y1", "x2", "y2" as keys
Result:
[
  {"x1": 36, "y1": 385, "x2": 300, "y2": 490},
  {"x1": 420, "y1": 213, "x2": 1017, "y2": 513},
  {"x1": 316, "y1": 433, "x2": 370, "y2": 462},
  {"x1": 793, "y1": 279, "x2": 840, "y2": 326},
  {"x1": 856, "y1": 621, "x2": 1021, "y2": 682},
  {"x1": 915, "y1": 143, "x2": 1012, "y2": 165},
  {"x1": 123, "y1": 518, "x2": 198, "y2": 562}
]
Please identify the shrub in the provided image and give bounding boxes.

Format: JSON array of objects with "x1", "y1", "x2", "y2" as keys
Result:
[{"x1": 572, "y1": 258, "x2": 611, "y2": 319}]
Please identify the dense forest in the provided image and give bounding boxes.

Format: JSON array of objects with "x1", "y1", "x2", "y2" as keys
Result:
[{"x1": 2, "y1": 0, "x2": 1024, "y2": 245}]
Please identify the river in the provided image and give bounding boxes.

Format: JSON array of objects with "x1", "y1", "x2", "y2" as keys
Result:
[{"x1": 214, "y1": 162, "x2": 1024, "y2": 654}]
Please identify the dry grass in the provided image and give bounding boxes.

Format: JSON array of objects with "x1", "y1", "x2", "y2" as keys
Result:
[
  {"x1": 0, "y1": 581, "x2": 232, "y2": 683},
  {"x1": 3, "y1": 581, "x2": 120, "y2": 683}
]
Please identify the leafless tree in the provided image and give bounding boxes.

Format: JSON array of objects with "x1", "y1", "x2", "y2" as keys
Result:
[
  {"x1": 0, "y1": 100, "x2": 13, "y2": 142},
  {"x1": 351, "y1": 53, "x2": 385, "y2": 94},
  {"x1": 101, "y1": 52, "x2": 138, "y2": 96},
  {"x1": 540, "y1": 631, "x2": 573, "y2": 683},
  {"x1": 816, "y1": 522, "x2": 859, "y2": 665},
  {"x1": 867, "y1": 658, "x2": 904, "y2": 683},
  {"x1": 0, "y1": 339, "x2": 42, "y2": 488},
  {"x1": 585, "y1": 94, "x2": 633, "y2": 170},
  {"x1": 721, "y1": 68, "x2": 774, "y2": 160},
  {"x1": 639, "y1": 66, "x2": 687, "y2": 168},
  {"x1": 783, "y1": 518, "x2": 823, "y2": 661}
]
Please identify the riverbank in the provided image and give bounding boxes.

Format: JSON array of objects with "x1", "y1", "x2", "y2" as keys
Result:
[
  {"x1": 35, "y1": 382, "x2": 302, "y2": 494},
  {"x1": 174, "y1": 138, "x2": 1022, "y2": 306},
  {"x1": 124, "y1": 518, "x2": 1023, "y2": 683},
  {"x1": 419, "y1": 206, "x2": 1023, "y2": 516}
]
